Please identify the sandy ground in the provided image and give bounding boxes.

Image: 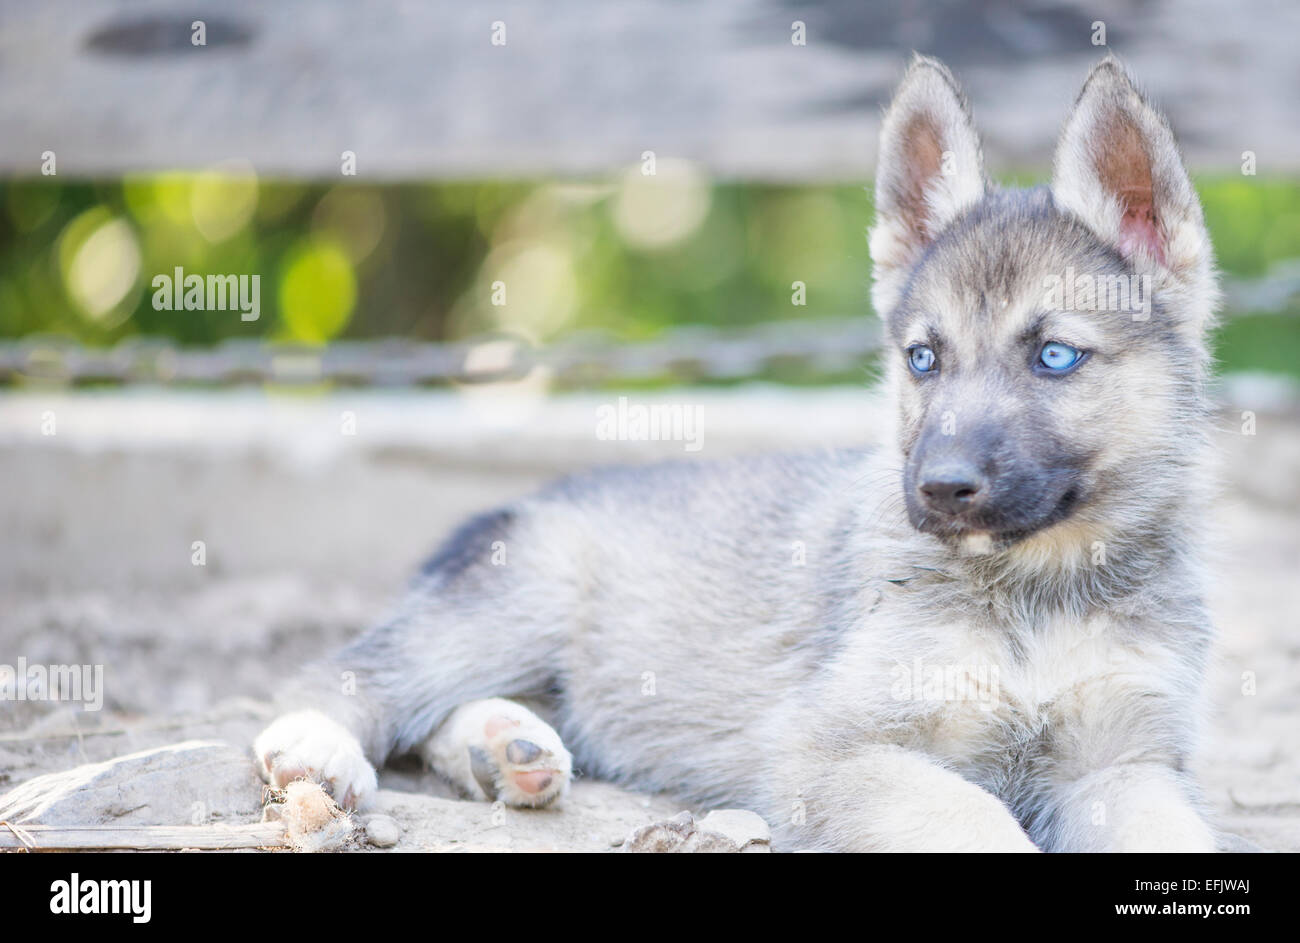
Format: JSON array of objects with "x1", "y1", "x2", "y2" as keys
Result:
[{"x1": 0, "y1": 384, "x2": 1297, "y2": 851}]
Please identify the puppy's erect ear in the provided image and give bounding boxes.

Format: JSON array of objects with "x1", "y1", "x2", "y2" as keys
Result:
[
  {"x1": 1052, "y1": 56, "x2": 1217, "y2": 330},
  {"x1": 869, "y1": 55, "x2": 987, "y2": 317}
]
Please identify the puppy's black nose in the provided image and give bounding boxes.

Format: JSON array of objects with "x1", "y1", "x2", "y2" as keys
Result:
[{"x1": 919, "y1": 468, "x2": 985, "y2": 515}]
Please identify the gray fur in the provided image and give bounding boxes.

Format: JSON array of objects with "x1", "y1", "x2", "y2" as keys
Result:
[{"x1": 262, "y1": 55, "x2": 1221, "y2": 852}]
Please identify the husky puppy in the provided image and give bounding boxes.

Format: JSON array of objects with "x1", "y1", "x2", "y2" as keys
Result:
[{"x1": 255, "y1": 55, "x2": 1221, "y2": 852}]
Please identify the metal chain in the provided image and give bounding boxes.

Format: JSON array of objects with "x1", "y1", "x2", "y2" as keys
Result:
[{"x1": 0, "y1": 318, "x2": 883, "y2": 386}]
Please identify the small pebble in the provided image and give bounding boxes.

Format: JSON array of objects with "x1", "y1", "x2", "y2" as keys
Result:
[
  {"x1": 698, "y1": 809, "x2": 772, "y2": 849},
  {"x1": 364, "y1": 814, "x2": 401, "y2": 848}
]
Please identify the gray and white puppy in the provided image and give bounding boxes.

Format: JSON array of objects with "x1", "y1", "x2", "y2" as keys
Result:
[{"x1": 255, "y1": 54, "x2": 1221, "y2": 852}]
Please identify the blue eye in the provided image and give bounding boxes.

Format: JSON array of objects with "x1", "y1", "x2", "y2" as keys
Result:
[
  {"x1": 908, "y1": 345, "x2": 937, "y2": 374},
  {"x1": 1038, "y1": 342, "x2": 1083, "y2": 372}
]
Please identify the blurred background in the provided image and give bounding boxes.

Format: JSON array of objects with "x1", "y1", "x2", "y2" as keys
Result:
[
  {"x1": 1, "y1": 0, "x2": 1297, "y2": 850},
  {"x1": 3, "y1": 0, "x2": 1300, "y2": 380}
]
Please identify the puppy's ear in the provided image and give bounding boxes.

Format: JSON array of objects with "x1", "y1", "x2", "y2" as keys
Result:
[
  {"x1": 1052, "y1": 56, "x2": 1217, "y2": 330},
  {"x1": 869, "y1": 55, "x2": 987, "y2": 317}
]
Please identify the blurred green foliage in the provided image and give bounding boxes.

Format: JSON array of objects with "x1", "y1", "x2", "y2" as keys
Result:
[{"x1": 1, "y1": 171, "x2": 1298, "y2": 378}]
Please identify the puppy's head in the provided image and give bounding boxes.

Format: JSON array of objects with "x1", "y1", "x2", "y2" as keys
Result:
[{"x1": 869, "y1": 55, "x2": 1217, "y2": 558}]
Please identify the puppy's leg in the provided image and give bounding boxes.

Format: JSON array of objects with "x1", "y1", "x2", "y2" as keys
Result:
[
  {"x1": 419, "y1": 698, "x2": 573, "y2": 808},
  {"x1": 1039, "y1": 763, "x2": 1216, "y2": 852},
  {"x1": 253, "y1": 507, "x2": 571, "y2": 811},
  {"x1": 254, "y1": 709, "x2": 379, "y2": 810},
  {"x1": 781, "y1": 744, "x2": 1038, "y2": 852}
]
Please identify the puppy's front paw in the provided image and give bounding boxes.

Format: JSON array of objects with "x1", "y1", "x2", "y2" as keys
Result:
[
  {"x1": 254, "y1": 710, "x2": 378, "y2": 811},
  {"x1": 1112, "y1": 813, "x2": 1217, "y2": 853}
]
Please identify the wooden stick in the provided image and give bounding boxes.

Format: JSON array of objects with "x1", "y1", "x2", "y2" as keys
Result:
[{"x1": 0, "y1": 822, "x2": 286, "y2": 851}]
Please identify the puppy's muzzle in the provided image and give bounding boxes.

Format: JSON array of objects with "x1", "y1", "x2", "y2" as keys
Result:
[{"x1": 917, "y1": 460, "x2": 988, "y2": 516}]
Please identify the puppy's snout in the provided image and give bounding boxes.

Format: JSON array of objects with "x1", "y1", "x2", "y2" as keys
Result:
[{"x1": 918, "y1": 463, "x2": 986, "y2": 516}]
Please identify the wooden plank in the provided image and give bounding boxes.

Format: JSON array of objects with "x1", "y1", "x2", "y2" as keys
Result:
[
  {"x1": 3, "y1": 2, "x2": 1290, "y2": 176},
  {"x1": 0, "y1": 822, "x2": 286, "y2": 851}
]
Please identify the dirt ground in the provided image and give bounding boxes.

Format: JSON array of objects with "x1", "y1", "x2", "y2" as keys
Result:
[{"x1": 1, "y1": 384, "x2": 1297, "y2": 851}]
